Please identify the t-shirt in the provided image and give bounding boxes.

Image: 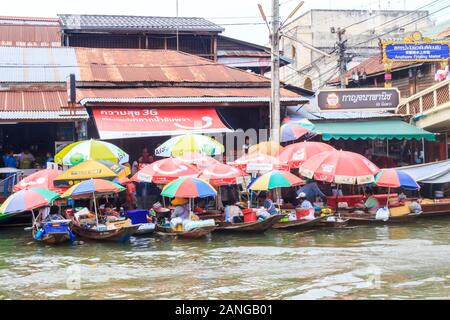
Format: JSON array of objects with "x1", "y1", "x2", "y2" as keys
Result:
[
  {"x1": 300, "y1": 200, "x2": 314, "y2": 209},
  {"x1": 365, "y1": 196, "x2": 380, "y2": 213},
  {"x1": 171, "y1": 204, "x2": 190, "y2": 220},
  {"x1": 225, "y1": 205, "x2": 242, "y2": 223},
  {"x1": 263, "y1": 199, "x2": 277, "y2": 215}
]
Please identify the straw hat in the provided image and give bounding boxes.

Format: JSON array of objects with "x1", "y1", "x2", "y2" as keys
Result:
[{"x1": 171, "y1": 198, "x2": 189, "y2": 206}]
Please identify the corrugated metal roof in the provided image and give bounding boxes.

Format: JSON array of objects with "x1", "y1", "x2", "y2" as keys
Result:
[
  {"x1": 77, "y1": 87, "x2": 299, "y2": 100},
  {"x1": 329, "y1": 55, "x2": 421, "y2": 84},
  {"x1": 0, "y1": 110, "x2": 88, "y2": 120},
  {"x1": 75, "y1": 48, "x2": 269, "y2": 83},
  {"x1": 58, "y1": 14, "x2": 224, "y2": 33},
  {"x1": 0, "y1": 47, "x2": 79, "y2": 82},
  {"x1": 0, "y1": 16, "x2": 61, "y2": 47}
]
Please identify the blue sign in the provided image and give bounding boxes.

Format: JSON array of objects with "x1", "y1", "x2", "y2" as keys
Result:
[{"x1": 385, "y1": 43, "x2": 449, "y2": 61}]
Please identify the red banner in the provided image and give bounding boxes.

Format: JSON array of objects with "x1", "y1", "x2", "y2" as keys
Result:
[{"x1": 92, "y1": 108, "x2": 232, "y2": 139}]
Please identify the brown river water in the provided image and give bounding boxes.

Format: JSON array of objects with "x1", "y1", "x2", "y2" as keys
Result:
[{"x1": 0, "y1": 217, "x2": 449, "y2": 300}]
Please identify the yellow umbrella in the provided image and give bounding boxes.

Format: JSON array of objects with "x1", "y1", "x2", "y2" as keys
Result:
[
  {"x1": 249, "y1": 141, "x2": 284, "y2": 156},
  {"x1": 53, "y1": 160, "x2": 129, "y2": 188}
]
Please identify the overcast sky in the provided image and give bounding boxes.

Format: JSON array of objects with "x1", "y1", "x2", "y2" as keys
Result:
[{"x1": 2, "y1": 0, "x2": 449, "y2": 45}]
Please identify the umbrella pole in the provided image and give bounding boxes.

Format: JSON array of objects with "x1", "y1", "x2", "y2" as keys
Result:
[
  {"x1": 92, "y1": 192, "x2": 99, "y2": 226},
  {"x1": 386, "y1": 187, "x2": 390, "y2": 208}
]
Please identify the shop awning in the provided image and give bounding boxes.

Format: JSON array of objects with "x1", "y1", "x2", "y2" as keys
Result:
[
  {"x1": 396, "y1": 160, "x2": 450, "y2": 184},
  {"x1": 92, "y1": 107, "x2": 233, "y2": 139},
  {"x1": 312, "y1": 120, "x2": 436, "y2": 141}
]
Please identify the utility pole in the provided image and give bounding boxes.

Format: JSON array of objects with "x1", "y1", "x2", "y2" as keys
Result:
[
  {"x1": 334, "y1": 27, "x2": 347, "y2": 89},
  {"x1": 271, "y1": 0, "x2": 281, "y2": 144},
  {"x1": 176, "y1": 0, "x2": 179, "y2": 51}
]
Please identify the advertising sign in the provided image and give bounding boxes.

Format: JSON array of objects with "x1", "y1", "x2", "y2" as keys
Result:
[
  {"x1": 384, "y1": 43, "x2": 449, "y2": 61},
  {"x1": 316, "y1": 88, "x2": 400, "y2": 111}
]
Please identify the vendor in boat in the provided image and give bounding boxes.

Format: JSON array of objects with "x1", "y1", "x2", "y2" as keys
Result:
[
  {"x1": 296, "y1": 192, "x2": 316, "y2": 220},
  {"x1": 257, "y1": 192, "x2": 278, "y2": 215},
  {"x1": 171, "y1": 198, "x2": 190, "y2": 220},
  {"x1": 355, "y1": 188, "x2": 380, "y2": 214},
  {"x1": 100, "y1": 203, "x2": 121, "y2": 221},
  {"x1": 296, "y1": 180, "x2": 326, "y2": 204}
]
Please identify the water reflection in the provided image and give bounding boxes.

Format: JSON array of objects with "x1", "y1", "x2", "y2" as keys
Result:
[{"x1": 0, "y1": 217, "x2": 449, "y2": 299}]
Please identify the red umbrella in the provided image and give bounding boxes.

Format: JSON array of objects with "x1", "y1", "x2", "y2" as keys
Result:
[
  {"x1": 175, "y1": 152, "x2": 220, "y2": 169},
  {"x1": 131, "y1": 158, "x2": 199, "y2": 185},
  {"x1": 230, "y1": 153, "x2": 288, "y2": 172},
  {"x1": 300, "y1": 150, "x2": 380, "y2": 185},
  {"x1": 278, "y1": 142, "x2": 336, "y2": 168},
  {"x1": 13, "y1": 169, "x2": 67, "y2": 194},
  {"x1": 198, "y1": 163, "x2": 249, "y2": 186}
]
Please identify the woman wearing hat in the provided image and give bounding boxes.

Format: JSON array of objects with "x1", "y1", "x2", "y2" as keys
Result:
[
  {"x1": 296, "y1": 192, "x2": 315, "y2": 220},
  {"x1": 171, "y1": 198, "x2": 190, "y2": 220}
]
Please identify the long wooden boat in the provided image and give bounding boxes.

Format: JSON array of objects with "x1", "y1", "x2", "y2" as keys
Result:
[
  {"x1": 419, "y1": 201, "x2": 450, "y2": 217},
  {"x1": 71, "y1": 221, "x2": 139, "y2": 242},
  {"x1": 317, "y1": 217, "x2": 350, "y2": 228},
  {"x1": 155, "y1": 224, "x2": 216, "y2": 239},
  {"x1": 340, "y1": 212, "x2": 421, "y2": 226},
  {"x1": 272, "y1": 216, "x2": 326, "y2": 230},
  {"x1": 215, "y1": 214, "x2": 284, "y2": 233}
]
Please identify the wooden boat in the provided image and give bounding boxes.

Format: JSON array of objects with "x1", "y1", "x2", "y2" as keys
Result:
[
  {"x1": 32, "y1": 219, "x2": 73, "y2": 245},
  {"x1": 133, "y1": 223, "x2": 156, "y2": 236},
  {"x1": 317, "y1": 216, "x2": 350, "y2": 228},
  {"x1": 272, "y1": 216, "x2": 326, "y2": 230},
  {"x1": 341, "y1": 212, "x2": 421, "y2": 226},
  {"x1": 155, "y1": 224, "x2": 216, "y2": 239},
  {"x1": 419, "y1": 201, "x2": 450, "y2": 217},
  {"x1": 71, "y1": 220, "x2": 139, "y2": 242},
  {"x1": 215, "y1": 214, "x2": 284, "y2": 233}
]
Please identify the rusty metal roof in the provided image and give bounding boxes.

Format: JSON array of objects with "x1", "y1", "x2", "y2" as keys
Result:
[
  {"x1": 75, "y1": 48, "x2": 269, "y2": 83},
  {"x1": 58, "y1": 14, "x2": 224, "y2": 33},
  {"x1": 0, "y1": 86, "x2": 88, "y2": 121},
  {"x1": 0, "y1": 16, "x2": 61, "y2": 47}
]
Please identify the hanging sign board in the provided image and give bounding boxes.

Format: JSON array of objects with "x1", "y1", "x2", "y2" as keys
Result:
[
  {"x1": 382, "y1": 32, "x2": 450, "y2": 62},
  {"x1": 316, "y1": 88, "x2": 400, "y2": 111}
]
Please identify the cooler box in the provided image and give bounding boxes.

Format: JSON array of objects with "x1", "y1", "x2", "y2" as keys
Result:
[
  {"x1": 296, "y1": 209, "x2": 310, "y2": 219},
  {"x1": 126, "y1": 210, "x2": 149, "y2": 224},
  {"x1": 389, "y1": 205, "x2": 411, "y2": 217},
  {"x1": 242, "y1": 209, "x2": 257, "y2": 223}
]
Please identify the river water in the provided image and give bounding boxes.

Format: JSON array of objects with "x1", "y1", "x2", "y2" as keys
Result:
[{"x1": 0, "y1": 217, "x2": 449, "y2": 300}]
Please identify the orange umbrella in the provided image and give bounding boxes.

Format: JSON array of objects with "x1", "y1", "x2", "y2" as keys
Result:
[
  {"x1": 278, "y1": 142, "x2": 336, "y2": 169},
  {"x1": 248, "y1": 141, "x2": 284, "y2": 156}
]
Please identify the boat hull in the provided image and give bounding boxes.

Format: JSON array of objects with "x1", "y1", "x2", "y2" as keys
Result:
[
  {"x1": 419, "y1": 202, "x2": 450, "y2": 217},
  {"x1": 33, "y1": 231, "x2": 71, "y2": 245},
  {"x1": 341, "y1": 213, "x2": 421, "y2": 226},
  {"x1": 71, "y1": 223, "x2": 140, "y2": 242},
  {"x1": 272, "y1": 217, "x2": 326, "y2": 230},
  {"x1": 215, "y1": 214, "x2": 284, "y2": 233},
  {"x1": 155, "y1": 225, "x2": 215, "y2": 239}
]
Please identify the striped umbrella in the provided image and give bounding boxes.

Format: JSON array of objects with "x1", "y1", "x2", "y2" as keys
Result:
[
  {"x1": 0, "y1": 188, "x2": 60, "y2": 215},
  {"x1": 155, "y1": 134, "x2": 224, "y2": 157},
  {"x1": 375, "y1": 169, "x2": 420, "y2": 190},
  {"x1": 280, "y1": 123, "x2": 311, "y2": 143},
  {"x1": 55, "y1": 139, "x2": 129, "y2": 165},
  {"x1": 249, "y1": 170, "x2": 305, "y2": 191},
  {"x1": 61, "y1": 179, "x2": 125, "y2": 199},
  {"x1": 161, "y1": 177, "x2": 217, "y2": 198}
]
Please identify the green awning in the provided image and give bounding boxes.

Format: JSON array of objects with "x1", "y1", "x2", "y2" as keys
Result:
[{"x1": 312, "y1": 120, "x2": 436, "y2": 141}]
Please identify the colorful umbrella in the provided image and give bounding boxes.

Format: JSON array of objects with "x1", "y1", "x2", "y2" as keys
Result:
[
  {"x1": 248, "y1": 141, "x2": 284, "y2": 156},
  {"x1": 375, "y1": 169, "x2": 420, "y2": 190},
  {"x1": 54, "y1": 160, "x2": 129, "y2": 187},
  {"x1": 0, "y1": 188, "x2": 60, "y2": 215},
  {"x1": 230, "y1": 153, "x2": 288, "y2": 173},
  {"x1": 300, "y1": 150, "x2": 380, "y2": 185},
  {"x1": 198, "y1": 163, "x2": 249, "y2": 186},
  {"x1": 61, "y1": 179, "x2": 125, "y2": 199},
  {"x1": 278, "y1": 142, "x2": 336, "y2": 168},
  {"x1": 249, "y1": 170, "x2": 305, "y2": 191},
  {"x1": 155, "y1": 134, "x2": 224, "y2": 157},
  {"x1": 55, "y1": 139, "x2": 129, "y2": 165},
  {"x1": 282, "y1": 117, "x2": 316, "y2": 130},
  {"x1": 175, "y1": 152, "x2": 221, "y2": 169},
  {"x1": 161, "y1": 177, "x2": 217, "y2": 198},
  {"x1": 280, "y1": 123, "x2": 311, "y2": 143},
  {"x1": 13, "y1": 169, "x2": 66, "y2": 193},
  {"x1": 131, "y1": 158, "x2": 199, "y2": 185}
]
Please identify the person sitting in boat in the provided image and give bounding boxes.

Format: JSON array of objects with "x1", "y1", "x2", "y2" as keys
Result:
[
  {"x1": 296, "y1": 192, "x2": 316, "y2": 220},
  {"x1": 257, "y1": 192, "x2": 278, "y2": 216},
  {"x1": 356, "y1": 189, "x2": 380, "y2": 214},
  {"x1": 100, "y1": 203, "x2": 120, "y2": 222},
  {"x1": 170, "y1": 198, "x2": 191, "y2": 230},
  {"x1": 224, "y1": 196, "x2": 244, "y2": 223}
]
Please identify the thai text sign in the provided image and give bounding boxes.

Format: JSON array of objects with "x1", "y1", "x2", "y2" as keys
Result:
[
  {"x1": 317, "y1": 88, "x2": 400, "y2": 111},
  {"x1": 385, "y1": 43, "x2": 449, "y2": 61},
  {"x1": 92, "y1": 107, "x2": 232, "y2": 139}
]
